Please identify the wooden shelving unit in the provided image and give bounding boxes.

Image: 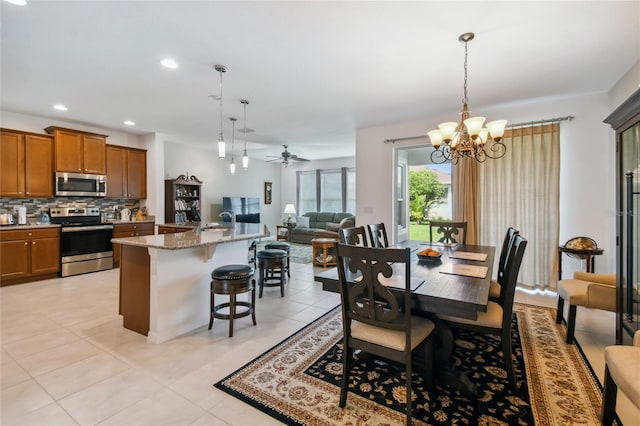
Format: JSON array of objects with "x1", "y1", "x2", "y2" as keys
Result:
[{"x1": 164, "y1": 174, "x2": 202, "y2": 224}]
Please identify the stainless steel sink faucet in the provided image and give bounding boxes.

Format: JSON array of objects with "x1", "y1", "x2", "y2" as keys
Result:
[{"x1": 219, "y1": 211, "x2": 235, "y2": 228}]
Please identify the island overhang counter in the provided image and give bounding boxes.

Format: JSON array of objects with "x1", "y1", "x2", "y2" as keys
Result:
[{"x1": 112, "y1": 223, "x2": 267, "y2": 343}]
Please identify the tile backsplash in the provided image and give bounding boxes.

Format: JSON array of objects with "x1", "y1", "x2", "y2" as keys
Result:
[{"x1": 0, "y1": 198, "x2": 140, "y2": 222}]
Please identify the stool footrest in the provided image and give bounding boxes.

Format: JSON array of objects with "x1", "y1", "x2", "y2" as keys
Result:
[{"x1": 213, "y1": 301, "x2": 254, "y2": 320}]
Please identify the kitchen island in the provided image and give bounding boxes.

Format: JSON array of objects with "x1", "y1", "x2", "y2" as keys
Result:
[{"x1": 112, "y1": 223, "x2": 267, "y2": 343}]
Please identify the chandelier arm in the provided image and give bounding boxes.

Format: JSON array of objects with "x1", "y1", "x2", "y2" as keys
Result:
[
  {"x1": 482, "y1": 141, "x2": 507, "y2": 159},
  {"x1": 430, "y1": 149, "x2": 449, "y2": 164}
]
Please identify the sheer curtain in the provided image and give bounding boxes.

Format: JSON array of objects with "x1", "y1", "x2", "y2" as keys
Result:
[
  {"x1": 478, "y1": 123, "x2": 560, "y2": 290},
  {"x1": 452, "y1": 157, "x2": 479, "y2": 244}
]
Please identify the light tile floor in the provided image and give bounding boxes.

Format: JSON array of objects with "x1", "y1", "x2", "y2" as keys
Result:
[{"x1": 1, "y1": 263, "x2": 638, "y2": 425}]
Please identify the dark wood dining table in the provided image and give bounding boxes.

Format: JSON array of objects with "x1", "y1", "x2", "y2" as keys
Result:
[{"x1": 314, "y1": 240, "x2": 496, "y2": 395}]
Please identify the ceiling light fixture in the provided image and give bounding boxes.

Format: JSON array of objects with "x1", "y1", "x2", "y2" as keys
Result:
[
  {"x1": 215, "y1": 64, "x2": 227, "y2": 159},
  {"x1": 160, "y1": 58, "x2": 178, "y2": 69},
  {"x1": 5, "y1": 0, "x2": 27, "y2": 5},
  {"x1": 229, "y1": 117, "x2": 237, "y2": 174},
  {"x1": 241, "y1": 99, "x2": 249, "y2": 169},
  {"x1": 53, "y1": 104, "x2": 68, "y2": 111},
  {"x1": 123, "y1": 120, "x2": 135, "y2": 126},
  {"x1": 427, "y1": 33, "x2": 507, "y2": 164}
]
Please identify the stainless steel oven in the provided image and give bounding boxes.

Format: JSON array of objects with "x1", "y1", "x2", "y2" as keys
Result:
[{"x1": 50, "y1": 207, "x2": 113, "y2": 277}]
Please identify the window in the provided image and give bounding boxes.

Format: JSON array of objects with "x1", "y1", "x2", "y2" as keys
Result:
[{"x1": 297, "y1": 167, "x2": 355, "y2": 213}]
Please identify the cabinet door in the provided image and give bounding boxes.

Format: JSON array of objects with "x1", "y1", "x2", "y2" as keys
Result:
[
  {"x1": 55, "y1": 129, "x2": 83, "y2": 172},
  {"x1": 0, "y1": 240, "x2": 30, "y2": 281},
  {"x1": 126, "y1": 149, "x2": 147, "y2": 199},
  {"x1": 106, "y1": 146, "x2": 127, "y2": 198},
  {"x1": 30, "y1": 236, "x2": 60, "y2": 275},
  {"x1": 83, "y1": 134, "x2": 106, "y2": 174},
  {"x1": 25, "y1": 134, "x2": 54, "y2": 197},
  {"x1": 0, "y1": 131, "x2": 25, "y2": 197}
]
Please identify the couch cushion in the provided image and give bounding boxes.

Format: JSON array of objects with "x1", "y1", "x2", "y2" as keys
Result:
[
  {"x1": 296, "y1": 216, "x2": 310, "y2": 228},
  {"x1": 326, "y1": 222, "x2": 340, "y2": 232},
  {"x1": 333, "y1": 213, "x2": 354, "y2": 223}
]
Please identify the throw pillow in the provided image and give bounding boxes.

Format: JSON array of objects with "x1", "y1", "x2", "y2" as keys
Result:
[
  {"x1": 326, "y1": 222, "x2": 340, "y2": 232},
  {"x1": 296, "y1": 216, "x2": 310, "y2": 228}
]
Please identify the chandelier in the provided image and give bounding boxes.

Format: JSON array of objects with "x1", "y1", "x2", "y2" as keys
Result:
[
  {"x1": 427, "y1": 33, "x2": 507, "y2": 164},
  {"x1": 214, "y1": 64, "x2": 227, "y2": 159}
]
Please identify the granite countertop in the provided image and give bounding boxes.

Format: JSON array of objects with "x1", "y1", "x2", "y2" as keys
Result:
[
  {"x1": 0, "y1": 223, "x2": 61, "y2": 230},
  {"x1": 111, "y1": 223, "x2": 268, "y2": 250}
]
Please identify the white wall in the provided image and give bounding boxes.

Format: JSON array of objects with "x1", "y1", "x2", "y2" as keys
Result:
[
  {"x1": 280, "y1": 156, "x2": 355, "y2": 220},
  {"x1": 356, "y1": 92, "x2": 617, "y2": 281},
  {"x1": 164, "y1": 141, "x2": 282, "y2": 232}
]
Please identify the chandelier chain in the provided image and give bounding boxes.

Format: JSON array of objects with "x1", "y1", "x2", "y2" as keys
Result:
[{"x1": 463, "y1": 39, "x2": 468, "y2": 105}]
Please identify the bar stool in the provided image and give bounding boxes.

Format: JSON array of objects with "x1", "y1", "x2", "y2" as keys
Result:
[
  {"x1": 257, "y1": 249, "x2": 287, "y2": 298},
  {"x1": 209, "y1": 264, "x2": 256, "y2": 337},
  {"x1": 264, "y1": 241, "x2": 291, "y2": 277}
]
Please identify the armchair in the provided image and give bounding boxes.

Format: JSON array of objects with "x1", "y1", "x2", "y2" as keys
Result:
[{"x1": 556, "y1": 271, "x2": 616, "y2": 344}]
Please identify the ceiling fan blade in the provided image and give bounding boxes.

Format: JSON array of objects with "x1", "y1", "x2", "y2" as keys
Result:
[{"x1": 290, "y1": 155, "x2": 310, "y2": 161}]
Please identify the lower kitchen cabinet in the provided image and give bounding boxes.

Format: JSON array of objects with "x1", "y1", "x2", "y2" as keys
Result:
[
  {"x1": 0, "y1": 227, "x2": 60, "y2": 285},
  {"x1": 112, "y1": 222, "x2": 155, "y2": 267},
  {"x1": 157, "y1": 225, "x2": 194, "y2": 234}
]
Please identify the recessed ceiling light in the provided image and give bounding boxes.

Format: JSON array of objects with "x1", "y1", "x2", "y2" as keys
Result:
[
  {"x1": 124, "y1": 120, "x2": 135, "y2": 126},
  {"x1": 53, "y1": 104, "x2": 68, "y2": 111},
  {"x1": 160, "y1": 58, "x2": 178, "y2": 69},
  {"x1": 4, "y1": 0, "x2": 27, "y2": 5}
]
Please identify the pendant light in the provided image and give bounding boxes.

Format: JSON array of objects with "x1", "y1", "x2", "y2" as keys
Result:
[
  {"x1": 214, "y1": 64, "x2": 227, "y2": 159},
  {"x1": 229, "y1": 117, "x2": 237, "y2": 174},
  {"x1": 241, "y1": 99, "x2": 249, "y2": 169}
]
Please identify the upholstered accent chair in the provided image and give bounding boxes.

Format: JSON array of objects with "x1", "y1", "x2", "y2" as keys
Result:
[
  {"x1": 556, "y1": 271, "x2": 616, "y2": 344},
  {"x1": 601, "y1": 330, "x2": 640, "y2": 425},
  {"x1": 428, "y1": 220, "x2": 467, "y2": 245},
  {"x1": 335, "y1": 243, "x2": 435, "y2": 426}
]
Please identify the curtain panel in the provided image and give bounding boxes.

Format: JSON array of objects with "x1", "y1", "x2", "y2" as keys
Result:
[{"x1": 477, "y1": 123, "x2": 560, "y2": 290}]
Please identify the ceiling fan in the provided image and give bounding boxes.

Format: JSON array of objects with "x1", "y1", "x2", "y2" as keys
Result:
[{"x1": 267, "y1": 145, "x2": 310, "y2": 167}]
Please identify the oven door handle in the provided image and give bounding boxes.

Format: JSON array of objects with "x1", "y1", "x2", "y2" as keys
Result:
[{"x1": 62, "y1": 225, "x2": 114, "y2": 232}]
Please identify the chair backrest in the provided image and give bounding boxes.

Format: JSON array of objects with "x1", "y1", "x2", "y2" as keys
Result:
[
  {"x1": 497, "y1": 227, "x2": 519, "y2": 281},
  {"x1": 340, "y1": 226, "x2": 369, "y2": 247},
  {"x1": 429, "y1": 220, "x2": 467, "y2": 244},
  {"x1": 335, "y1": 243, "x2": 411, "y2": 334},
  {"x1": 367, "y1": 223, "x2": 389, "y2": 248},
  {"x1": 499, "y1": 234, "x2": 527, "y2": 327}
]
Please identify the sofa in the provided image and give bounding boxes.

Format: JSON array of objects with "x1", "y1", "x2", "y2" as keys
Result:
[{"x1": 289, "y1": 212, "x2": 355, "y2": 244}]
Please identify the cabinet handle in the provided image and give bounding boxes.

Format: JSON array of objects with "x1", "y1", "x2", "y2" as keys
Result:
[
  {"x1": 28, "y1": 232, "x2": 32, "y2": 236},
  {"x1": 24, "y1": 242, "x2": 28, "y2": 245},
  {"x1": 32, "y1": 241, "x2": 35, "y2": 245}
]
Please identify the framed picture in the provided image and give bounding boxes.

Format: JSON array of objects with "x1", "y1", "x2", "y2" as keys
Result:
[{"x1": 264, "y1": 182, "x2": 272, "y2": 205}]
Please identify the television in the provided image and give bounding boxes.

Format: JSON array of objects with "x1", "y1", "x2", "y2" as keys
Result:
[{"x1": 222, "y1": 196, "x2": 260, "y2": 223}]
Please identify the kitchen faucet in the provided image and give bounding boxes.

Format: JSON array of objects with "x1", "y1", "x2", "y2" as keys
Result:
[{"x1": 219, "y1": 211, "x2": 235, "y2": 228}]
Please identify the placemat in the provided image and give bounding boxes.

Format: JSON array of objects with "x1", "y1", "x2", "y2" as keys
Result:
[
  {"x1": 448, "y1": 251, "x2": 488, "y2": 262},
  {"x1": 439, "y1": 263, "x2": 488, "y2": 279}
]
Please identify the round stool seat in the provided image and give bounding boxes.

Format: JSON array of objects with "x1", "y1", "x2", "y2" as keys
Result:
[
  {"x1": 212, "y1": 264, "x2": 254, "y2": 280},
  {"x1": 265, "y1": 242, "x2": 290, "y2": 251},
  {"x1": 257, "y1": 249, "x2": 287, "y2": 259}
]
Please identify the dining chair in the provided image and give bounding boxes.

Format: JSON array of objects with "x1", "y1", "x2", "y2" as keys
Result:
[
  {"x1": 367, "y1": 222, "x2": 389, "y2": 248},
  {"x1": 339, "y1": 226, "x2": 369, "y2": 247},
  {"x1": 437, "y1": 234, "x2": 527, "y2": 392},
  {"x1": 428, "y1": 220, "x2": 467, "y2": 245},
  {"x1": 335, "y1": 243, "x2": 435, "y2": 426},
  {"x1": 489, "y1": 227, "x2": 519, "y2": 303},
  {"x1": 601, "y1": 330, "x2": 640, "y2": 425}
]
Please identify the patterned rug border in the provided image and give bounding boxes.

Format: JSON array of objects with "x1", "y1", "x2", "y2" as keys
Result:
[{"x1": 214, "y1": 303, "x2": 606, "y2": 425}]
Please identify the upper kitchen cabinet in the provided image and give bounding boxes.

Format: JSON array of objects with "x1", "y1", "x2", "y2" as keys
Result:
[
  {"x1": 106, "y1": 145, "x2": 147, "y2": 199},
  {"x1": 0, "y1": 129, "x2": 54, "y2": 198},
  {"x1": 45, "y1": 126, "x2": 107, "y2": 174}
]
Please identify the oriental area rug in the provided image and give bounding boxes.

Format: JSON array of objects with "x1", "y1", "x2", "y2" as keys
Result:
[{"x1": 214, "y1": 304, "x2": 605, "y2": 425}]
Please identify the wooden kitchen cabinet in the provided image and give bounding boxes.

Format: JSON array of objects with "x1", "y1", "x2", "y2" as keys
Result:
[
  {"x1": 112, "y1": 222, "x2": 154, "y2": 267},
  {"x1": 106, "y1": 145, "x2": 147, "y2": 199},
  {"x1": 0, "y1": 227, "x2": 60, "y2": 285},
  {"x1": 0, "y1": 129, "x2": 54, "y2": 198},
  {"x1": 45, "y1": 126, "x2": 107, "y2": 174},
  {"x1": 157, "y1": 225, "x2": 193, "y2": 234}
]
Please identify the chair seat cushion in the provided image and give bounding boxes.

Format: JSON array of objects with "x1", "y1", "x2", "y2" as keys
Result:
[
  {"x1": 438, "y1": 301, "x2": 503, "y2": 329},
  {"x1": 489, "y1": 280, "x2": 501, "y2": 298},
  {"x1": 605, "y1": 345, "x2": 640, "y2": 409},
  {"x1": 558, "y1": 279, "x2": 589, "y2": 306},
  {"x1": 257, "y1": 249, "x2": 287, "y2": 259},
  {"x1": 211, "y1": 264, "x2": 254, "y2": 280},
  {"x1": 351, "y1": 316, "x2": 435, "y2": 351},
  {"x1": 265, "y1": 242, "x2": 290, "y2": 251}
]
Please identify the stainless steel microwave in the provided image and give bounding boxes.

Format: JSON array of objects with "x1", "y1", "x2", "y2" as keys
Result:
[{"x1": 55, "y1": 172, "x2": 107, "y2": 197}]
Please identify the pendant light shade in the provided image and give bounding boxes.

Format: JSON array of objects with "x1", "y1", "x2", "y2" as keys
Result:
[
  {"x1": 229, "y1": 117, "x2": 236, "y2": 174},
  {"x1": 241, "y1": 99, "x2": 249, "y2": 169},
  {"x1": 215, "y1": 64, "x2": 227, "y2": 159}
]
